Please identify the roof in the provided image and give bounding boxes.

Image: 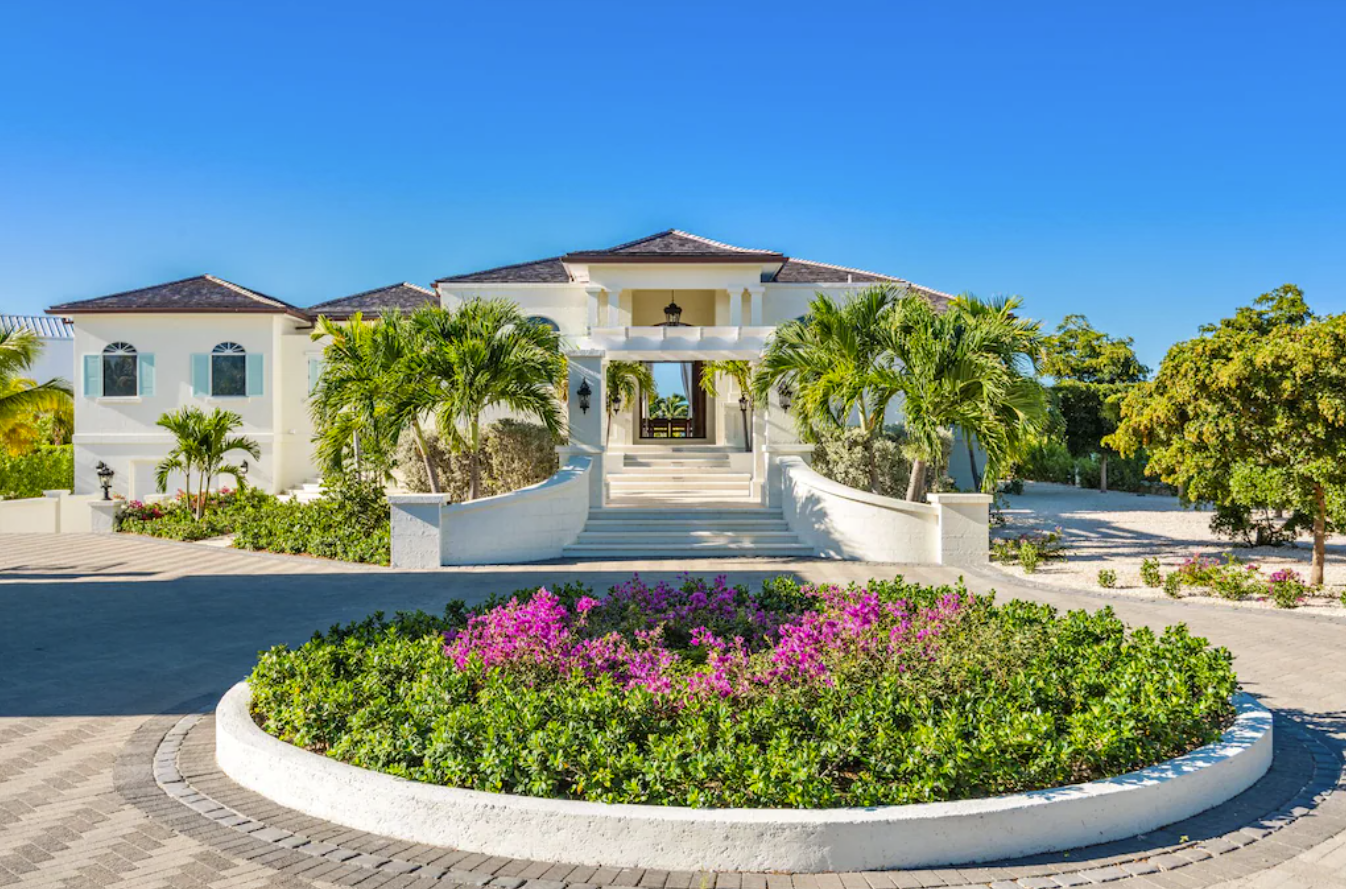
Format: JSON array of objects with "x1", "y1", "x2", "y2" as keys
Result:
[
  {"x1": 45, "y1": 275, "x2": 308, "y2": 318},
  {"x1": 307, "y1": 283, "x2": 438, "y2": 319},
  {"x1": 0, "y1": 314, "x2": 73, "y2": 339},
  {"x1": 436, "y1": 229, "x2": 949, "y2": 301}
]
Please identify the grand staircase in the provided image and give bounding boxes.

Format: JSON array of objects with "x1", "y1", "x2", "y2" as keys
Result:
[{"x1": 561, "y1": 447, "x2": 812, "y2": 558}]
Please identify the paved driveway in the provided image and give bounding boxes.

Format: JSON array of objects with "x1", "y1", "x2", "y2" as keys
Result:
[{"x1": 3, "y1": 533, "x2": 1346, "y2": 888}]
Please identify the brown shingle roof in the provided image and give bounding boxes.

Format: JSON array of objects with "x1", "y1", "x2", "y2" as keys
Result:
[
  {"x1": 46, "y1": 275, "x2": 307, "y2": 318},
  {"x1": 566, "y1": 229, "x2": 783, "y2": 260},
  {"x1": 307, "y1": 283, "x2": 437, "y2": 319},
  {"x1": 436, "y1": 256, "x2": 571, "y2": 285},
  {"x1": 771, "y1": 259, "x2": 954, "y2": 305}
]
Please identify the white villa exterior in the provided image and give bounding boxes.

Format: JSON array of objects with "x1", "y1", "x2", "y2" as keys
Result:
[{"x1": 46, "y1": 229, "x2": 989, "y2": 564}]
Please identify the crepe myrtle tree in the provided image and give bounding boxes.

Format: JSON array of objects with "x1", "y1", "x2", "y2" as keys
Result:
[{"x1": 1109, "y1": 285, "x2": 1346, "y2": 585}]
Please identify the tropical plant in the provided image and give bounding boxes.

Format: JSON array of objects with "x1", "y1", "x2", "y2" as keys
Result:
[
  {"x1": 0, "y1": 327, "x2": 73, "y2": 455},
  {"x1": 752, "y1": 287, "x2": 904, "y2": 494},
  {"x1": 1097, "y1": 569, "x2": 1117, "y2": 588},
  {"x1": 649, "y1": 393, "x2": 689, "y2": 419},
  {"x1": 413, "y1": 300, "x2": 565, "y2": 500},
  {"x1": 154, "y1": 407, "x2": 260, "y2": 519},
  {"x1": 1140, "y1": 558, "x2": 1163, "y2": 588},
  {"x1": 604, "y1": 361, "x2": 655, "y2": 445},
  {"x1": 699, "y1": 360, "x2": 754, "y2": 452},
  {"x1": 311, "y1": 311, "x2": 441, "y2": 491},
  {"x1": 1109, "y1": 285, "x2": 1346, "y2": 585}
]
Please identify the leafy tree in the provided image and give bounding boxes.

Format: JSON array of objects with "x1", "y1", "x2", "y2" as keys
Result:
[
  {"x1": 155, "y1": 407, "x2": 260, "y2": 519},
  {"x1": 413, "y1": 299, "x2": 565, "y2": 500},
  {"x1": 605, "y1": 361, "x2": 655, "y2": 445},
  {"x1": 1109, "y1": 285, "x2": 1346, "y2": 584},
  {"x1": 311, "y1": 311, "x2": 440, "y2": 491},
  {"x1": 1043, "y1": 315, "x2": 1148, "y2": 491},
  {"x1": 650, "y1": 394, "x2": 689, "y2": 419},
  {"x1": 0, "y1": 327, "x2": 73, "y2": 455},
  {"x1": 699, "y1": 360, "x2": 754, "y2": 452}
]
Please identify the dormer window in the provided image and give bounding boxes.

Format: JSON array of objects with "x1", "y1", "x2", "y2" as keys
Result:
[{"x1": 211, "y1": 342, "x2": 247, "y2": 397}]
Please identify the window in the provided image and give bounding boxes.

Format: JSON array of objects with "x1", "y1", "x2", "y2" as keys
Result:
[
  {"x1": 526, "y1": 315, "x2": 560, "y2": 333},
  {"x1": 102, "y1": 343, "x2": 138, "y2": 397},
  {"x1": 211, "y1": 342, "x2": 247, "y2": 397}
]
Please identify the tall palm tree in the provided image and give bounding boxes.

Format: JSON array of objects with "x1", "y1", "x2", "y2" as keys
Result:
[
  {"x1": 155, "y1": 407, "x2": 260, "y2": 519},
  {"x1": 650, "y1": 394, "x2": 689, "y2": 419},
  {"x1": 0, "y1": 327, "x2": 73, "y2": 453},
  {"x1": 310, "y1": 311, "x2": 441, "y2": 491},
  {"x1": 699, "y1": 360, "x2": 754, "y2": 452},
  {"x1": 753, "y1": 287, "x2": 902, "y2": 493},
  {"x1": 885, "y1": 292, "x2": 1049, "y2": 498},
  {"x1": 605, "y1": 361, "x2": 655, "y2": 445},
  {"x1": 413, "y1": 300, "x2": 565, "y2": 500}
]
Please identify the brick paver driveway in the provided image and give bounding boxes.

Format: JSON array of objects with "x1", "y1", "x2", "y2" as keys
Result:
[{"x1": 4, "y1": 533, "x2": 1346, "y2": 889}]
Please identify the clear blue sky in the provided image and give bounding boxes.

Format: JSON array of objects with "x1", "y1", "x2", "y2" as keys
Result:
[{"x1": 2, "y1": 1, "x2": 1342, "y2": 369}]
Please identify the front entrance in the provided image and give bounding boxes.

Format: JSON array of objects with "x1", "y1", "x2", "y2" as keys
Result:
[{"x1": 640, "y1": 361, "x2": 707, "y2": 440}]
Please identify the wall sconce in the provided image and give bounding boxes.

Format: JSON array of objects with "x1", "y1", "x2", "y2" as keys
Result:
[
  {"x1": 777, "y1": 382, "x2": 793, "y2": 411},
  {"x1": 95, "y1": 461, "x2": 115, "y2": 501},
  {"x1": 577, "y1": 379, "x2": 592, "y2": 414},
  {"x1": 610, "y1": 391, "x2": 622, "y2": 413}
]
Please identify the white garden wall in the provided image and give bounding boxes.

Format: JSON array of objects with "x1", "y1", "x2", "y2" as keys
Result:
[{"x1": 217, "y1": 683, "x2": 1273, "y2": 872}]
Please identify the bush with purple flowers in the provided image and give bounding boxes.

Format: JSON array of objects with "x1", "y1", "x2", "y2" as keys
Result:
[{"x1": 249, "y1": 574, "x2": 1238, "y2": 808}]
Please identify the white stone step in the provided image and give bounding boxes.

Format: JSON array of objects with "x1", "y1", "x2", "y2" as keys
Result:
[
  {"x1": 575, "y1": 530, "x2": 802, "y2": 545},
  {"x1": 616, "y1": 463, "x2": 739, "y2": 474},
  {"x1": 589, "y1": 508, "x2": 784, "y2": 521},
  {"x1": 561, "y1": 542, "x2": 814, "y2": 558},
  {"x1": 583, "y1": 519, "x2": 791, "y2": 532},
  {"x1": 608, "y1": 477, "x2": 751, "y2": 492}
]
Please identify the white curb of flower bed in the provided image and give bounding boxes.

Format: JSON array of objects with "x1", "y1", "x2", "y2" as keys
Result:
[{"x1": 216, "y1": 682, "x2": 1272, "y2": 872}]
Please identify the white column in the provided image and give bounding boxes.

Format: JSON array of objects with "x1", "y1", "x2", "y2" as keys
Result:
[
  {"x1": 585, "y1": 285, "x2": 602, "y2": 330},
  {"x1": 603, "y1": 288, "x2": 619, "y2": 327},
  {"x1": 728, "y1": 287, "x2": 743, "y2": 327},
  {"x1": 747, "y1": 286, "x2": 764, "y2": 326}
]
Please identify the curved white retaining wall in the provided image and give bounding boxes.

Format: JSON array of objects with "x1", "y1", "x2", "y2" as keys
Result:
[
  {"x1": 388, "y1": 457, "x2": 592, "y2": 568},
  {"x1": 218, "y1": 683, "x2": 1272, "y2": 872},
  {"x1": 779, "y1": 456, "x2": 992, "y2": 566}
]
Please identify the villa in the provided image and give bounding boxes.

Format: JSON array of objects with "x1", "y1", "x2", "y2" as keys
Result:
[{"x1": 47, "y1": 229, "x2": 985, "y2": 563}]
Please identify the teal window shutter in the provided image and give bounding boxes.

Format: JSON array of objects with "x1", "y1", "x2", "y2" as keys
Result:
[
  {"x1": 245, "y1": 353, "x2": 264, "y2": 396},
  {"x1": 83, "y1": 355, "x2": 102, "y2": 397},
  {"x1": 138, "y1": 354, "x2": 155, "y2": 397},
  {"x1": 307, "y1": 357, "x2": 321, "y2": 394},
  {"x1": 191, "y1": 354, "x2": 210, "y2": 396}
]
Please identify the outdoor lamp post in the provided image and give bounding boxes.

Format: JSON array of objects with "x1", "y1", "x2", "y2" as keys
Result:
[
  {"x1": 95, "y1": 461, "x2": 115, "y2": 500},
  {"x1": 577, "y1": 379, "x2": 592, "y2": 414},
  {"x1": 739, "y1": 394, "x2": 751, "y2": 452}
]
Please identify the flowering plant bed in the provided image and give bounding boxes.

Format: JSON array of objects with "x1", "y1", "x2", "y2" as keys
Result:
[{"x1": 249, "y1": 574, "x2": 1238, "y2": 809}]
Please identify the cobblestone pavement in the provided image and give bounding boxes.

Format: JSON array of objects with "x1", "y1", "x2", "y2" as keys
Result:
[{"x1": 4, "y1": 533, "x2": 1346, "y2": 889}]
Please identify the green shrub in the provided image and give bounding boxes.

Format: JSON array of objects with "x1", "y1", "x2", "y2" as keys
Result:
[
  {"x1": 1140, "y1": 558, "x2": 1163, "y2": 588},
  {"x1": 0, "y1": 445, "x2": 73, "y2": 499},
  {"x1": 249, "y1": 574, "x2": 1238, "y2": 809},
  {"x1": 399, "y1": 420, "x2": 560, "y2": 501},
  {"x1": 1267, "y1": 569, "x2": 1308, "y2": 609},
  {"x1": 1163, "y1": 573, "x2": 1182, "y2": 598},
  {"x1": 117, "y1": 487, "x2": 269, "y2": 541},
  {"x1": 233, "y1": 476, "x2": 390, "y2": 565},
  {"x1": 1209, "y1": 502, "x2": 1302, "y2": 548},
  {"x1": 1019, "y1": 542, "x2": 1041, "y2": 573},
  {"x1": 990, "y1": 529, "x2": 1067, "y2": 569},
  {"x1": 1210, "y1": 563, "x2": 1261, "y2": 601},
  {"x1": 1017, "y1": 439, "x2": 1075, "y2": 485},
  {"x1": 1097, "y1": 569, "x2": 1117, "y2": 588}
]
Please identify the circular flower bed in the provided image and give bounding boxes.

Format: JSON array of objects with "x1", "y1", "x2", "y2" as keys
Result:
[{"x1": 249, "y1": 574, "x2": 1238, "y2": 809}]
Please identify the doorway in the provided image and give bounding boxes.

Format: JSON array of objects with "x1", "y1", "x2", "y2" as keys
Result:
[{"x1": 640, "y1": 361, "x2": 707, "y2": 440}]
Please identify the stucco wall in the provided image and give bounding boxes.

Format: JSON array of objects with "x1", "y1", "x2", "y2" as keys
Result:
[
  {"x1": 439, "y1": 456, "x2": 592, "y2": 565},
  {"x1": 70, "y1": 313, "x2": 313, "y2": 496}
]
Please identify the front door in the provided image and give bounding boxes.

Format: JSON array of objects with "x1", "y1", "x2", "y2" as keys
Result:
[{"x1": 640, "y1": 361, "x2": 706, "y2": 440}]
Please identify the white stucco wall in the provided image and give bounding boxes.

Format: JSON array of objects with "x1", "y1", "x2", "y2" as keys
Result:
[{"x1": 69, "y1": 313, "x2": 315, "y2": 496}]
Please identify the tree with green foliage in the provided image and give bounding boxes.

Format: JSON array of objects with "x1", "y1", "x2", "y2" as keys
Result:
[
  {"x1": 754, "y1": 286, "x2": 1049, "y2": 499},
  {"x1": 311, "y1": 311, "x2": 443, "y2": 491},
  {"x1": 604, "y1": 361, "x2": 655, "y2": 445},
  {"x1": 0, "y1": 327, "x2": 73, "y2": 455},
  {"x1": 1109, "y1": 285, "x2": 1346, "y2": 585},
  {"x1": 154, "y1": 407, "x2": 260, "y2": 519},
  {"x1": 413, "y1": 300, "x2": 565, "y2": 501},
  {"x1": 1043, "y1": 315, "x2": 1148, "y2": 491},
  {"x1": 649, "y1": 393, "x2": 689, "y2": 419},
  {"x1": 700, "y1": 360, "x2": 754, "y2": 452}
]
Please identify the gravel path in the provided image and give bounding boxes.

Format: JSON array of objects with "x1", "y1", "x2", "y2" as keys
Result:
[{"x1": 994, "y1": 481, "x2": 1346, "y2": 614}]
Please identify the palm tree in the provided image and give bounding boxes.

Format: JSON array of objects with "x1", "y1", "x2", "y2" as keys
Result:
[
  {"x1": 885, "y1": 292, "x2": 1050, "y2": 498},
  {"x1": 0, "y1": 327, "x2": 73, "y2": 453},
  {"x1": 413, "y1": 300, "x2": 565, "y2": 500},
  {"x1": 699, "y1": 360, "x2": 754, "y2": 452},
  {"x1": 753, "y1": 287, "x2": 902, "y2": 493},
  {"x1": 311, "y1": 311, "x2": 441, "y2": 491},
  {"x1": 155, "y1": 407, "x2": 260, "y2": 519},
  {"x1": 650, "y1": 394, "x2": 689, "y2": 419},
  {"x1": 605, "y1": 361, "x2": 656, "y2": 445}
]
